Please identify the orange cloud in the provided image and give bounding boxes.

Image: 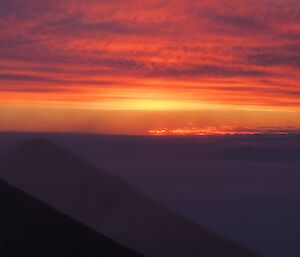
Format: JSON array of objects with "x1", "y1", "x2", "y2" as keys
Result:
[{"x1": 1, "y1": 0, "x2": 300, "y2": 133}]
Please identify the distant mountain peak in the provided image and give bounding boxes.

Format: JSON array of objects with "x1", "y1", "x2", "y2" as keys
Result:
[
  {"x1": 17, "y1": 138, "x2": 63, "y2": 153},
  {"x1": 0, "y1": 139, "x2": 262, "y2": 257},
  {"x1": 6, "y1": 138, "x2": 79, "y2": 164}
]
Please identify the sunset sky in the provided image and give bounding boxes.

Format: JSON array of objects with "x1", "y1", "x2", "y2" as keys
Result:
[{"x1": 1, "y1": 0, "x2": 300, "y2": 135}]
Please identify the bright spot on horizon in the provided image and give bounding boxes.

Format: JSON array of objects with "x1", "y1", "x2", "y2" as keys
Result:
[{"x1": 148, "y1": 125, "x2": 299, "y2": 136}]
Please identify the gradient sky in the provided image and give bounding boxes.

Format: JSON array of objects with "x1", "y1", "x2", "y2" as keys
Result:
[{"x1": 1, "y1": 0, "x2": 300, "y2": 134}]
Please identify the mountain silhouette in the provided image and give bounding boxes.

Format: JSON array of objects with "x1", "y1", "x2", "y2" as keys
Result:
[
  {"x1": 0, "y1": 171, "x2": 143, "y2": 256},
  {"x1": 0, "y1": 139, "x2": 261, "y2": 257}
]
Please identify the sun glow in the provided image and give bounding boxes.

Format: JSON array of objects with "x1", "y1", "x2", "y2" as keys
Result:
[
  {"x1": 1, "y1": 0, "x2": 300, "y2": 134},
  {"x1": 148, "y1": 125, "x2": 298, "y2": 136},
  {"x1": 113, "y1": 99, "x2": 211, "y2": 111},
  {"x1": 149, "y1": 126, "x2": 256, "y2": 136}
]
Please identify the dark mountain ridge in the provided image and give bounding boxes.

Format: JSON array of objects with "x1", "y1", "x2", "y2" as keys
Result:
[
  {"x1": 0, "y1": 167, "x2": 143, "y2": 257},
  {"x1": 0, "y1": 139, "x2": 262, "y2": 257}
]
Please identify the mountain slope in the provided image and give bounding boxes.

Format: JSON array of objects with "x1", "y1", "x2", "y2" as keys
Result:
[
  {"x1": 0, "y1": 139, "x2": 262, "y2": 257},
  {"x1": 0, "y1": 173, "x2": 143, "y2": 257}
]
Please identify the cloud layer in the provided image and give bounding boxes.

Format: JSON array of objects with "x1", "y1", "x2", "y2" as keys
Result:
[{"x1": 1, "y1": 0, "x2": 300, "y2": 110}]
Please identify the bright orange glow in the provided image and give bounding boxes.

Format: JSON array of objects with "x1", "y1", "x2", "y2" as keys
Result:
[
  {"x1": 148, "y1": 125, "x2": 296, "y2": 136},
  {"x1": 1, "y1": 1, "x2": 300, "y2": 134}
]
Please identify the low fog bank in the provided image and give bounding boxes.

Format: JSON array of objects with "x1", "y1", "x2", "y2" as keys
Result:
[{"x1": 0, "y1": 132, "x2": 300, "y2": 257}]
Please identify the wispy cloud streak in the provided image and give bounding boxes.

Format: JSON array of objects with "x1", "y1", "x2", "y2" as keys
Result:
[{"x1": 0, "y1": 0, "x2": 300, "y2": 111}]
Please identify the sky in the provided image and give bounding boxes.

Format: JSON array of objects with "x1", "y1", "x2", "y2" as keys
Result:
[{"x1": 0, "y1": 0, "x2": 300, "y2": 135}]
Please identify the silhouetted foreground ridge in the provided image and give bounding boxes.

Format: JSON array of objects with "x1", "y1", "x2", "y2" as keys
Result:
[
  {"x1": 0, "y1": 139, "x2": 262, "y2": 257},
  {"x1": 0, "y1": 169, "x2": 143, "y2": 256}
]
